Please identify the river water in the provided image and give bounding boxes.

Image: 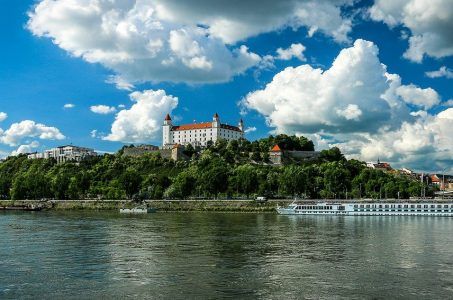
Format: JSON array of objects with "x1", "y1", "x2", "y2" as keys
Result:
[{"x1": 1, "y1": 211, "x2": 453, "y2": 299}]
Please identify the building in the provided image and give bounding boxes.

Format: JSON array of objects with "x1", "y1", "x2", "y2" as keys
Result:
[
  {"x1": 163, "y1": 113, "x2": 244, "y2": 147},
  {"x1": 28, "y1": 145, "x2": 97, "y2": 163},
  {"x1": 269, "y1": 144, "x2": 283, "y2": 165},
  {"x1": 366, "y1": 159, "x2": 392, "y2": 171}
]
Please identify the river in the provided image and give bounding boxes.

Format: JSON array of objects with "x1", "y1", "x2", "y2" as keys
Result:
[{"x1": 1, "y1": 211, "x2": 453, "y2": 299}]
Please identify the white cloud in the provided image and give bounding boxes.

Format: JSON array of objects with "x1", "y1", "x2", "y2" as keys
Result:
[
  {"x1": 0, "y1": 120, "x2": 65, "y2": 146},
  {"x1": 105, "y1": 75, "x2": 135, "y2": 91},
  {"x1": 244, "y1": 40, "x2": 396, "y2": 135},
  {"x1": 27, "y1": 0, "x2": 354, "y2": 84},
  {"x1": 276, "y1": 43, "x2": 306, "y2": 61},
  {"x1": 244, "y1": 127, "x2": 257, "y2": 134},
  {"x1": 90, "y1": 129, "x2": 98, "y2": 138},
  {"x1": 244, "y1": 39, "x2": 451, "y2": 172},
  {"x1": 340, "y1": 108, "x2": 453, "y2": 173},
  {"x1": 63, "y1": 103, "x2": 75, "y2": 109},
  {"x1": 0, "y1": 112, "x2": 7, "y2": 122},
  {"x1": 11, "y1": 141, "x2": 40, "y2": 156},
  {"x1": 425, "y1": 66, "x2": 453, "y2": 79},
  {"x1": 336, "y1": 104, "x2": 362, "y2": 121},
  {"x1": 369, "y1": 0, "x2": 453, "y2": 62},
  {"x1": 103, "y1": 89, "x2": 178, "y2": 143},
  {"x1": 90, "y1": 105, "x2": 117, "y2": 114},
  {"x1": 395, "y1": 84, "x2": 440, "y2": 109}
]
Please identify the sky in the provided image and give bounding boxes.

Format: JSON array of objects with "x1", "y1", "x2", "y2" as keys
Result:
[{"x1": 0, "y1": 0, "x2": 452, "y2": 173}]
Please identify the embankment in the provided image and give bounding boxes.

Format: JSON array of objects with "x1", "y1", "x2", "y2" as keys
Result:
[{"x1": 0, "y1": 200, "x2": 291, "y2": 212}]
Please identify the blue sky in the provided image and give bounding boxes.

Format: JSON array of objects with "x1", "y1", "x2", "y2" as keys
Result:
[{"x1": 0, "y1": 0, "x2": 452, "y2": 172}]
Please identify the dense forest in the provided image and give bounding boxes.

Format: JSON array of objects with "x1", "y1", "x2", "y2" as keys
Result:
[{"x1": 0, "y1": 135, "x2": 434, "y2": 200}]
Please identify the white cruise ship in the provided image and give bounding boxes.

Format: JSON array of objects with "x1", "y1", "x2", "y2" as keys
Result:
[{"x1": 276, "y1": 202, "x2": 453, "y2": 216}]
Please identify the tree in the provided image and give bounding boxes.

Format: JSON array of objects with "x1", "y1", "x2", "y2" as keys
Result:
[
  {"x1": 251, "y1": 151, "x2": 261, "y2": 162},
  {"x1": 197, "y1": 158, "x2": 228, "y2": 198},
  {"x1": 233, "y1": 164, "x2": 258, "y2": 198},
  {"x1": 319, "y1": 147, "x2": 345, "y2": 162},
  {"x1": 119, "y1": 168, "x2": 142, "y2": 199},
  {"x1": 165, "y1": 170, "x2": 195, "y2": 199}
]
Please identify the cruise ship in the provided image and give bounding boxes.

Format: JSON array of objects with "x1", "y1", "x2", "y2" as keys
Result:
[{"x1": 276, "y1": 201, "x2": 453, "y2": 216}]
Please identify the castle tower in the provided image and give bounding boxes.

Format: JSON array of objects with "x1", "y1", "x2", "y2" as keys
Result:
[
  {"x1": 163, "y1": 113, "x2": 172, "y2": 146},
  {"x1": 212, "y1": 112, "x2": 220, "y2": 128},
  {"x1": 238, "y1": 118, "x2": 244, "y2": 132}
]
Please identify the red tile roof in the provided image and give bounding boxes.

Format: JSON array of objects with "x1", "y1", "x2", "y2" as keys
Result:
[
  {"x1": 172, "y1": 122, "x2": 213, "y2": 131},
  {"x1": 271, "y1": 144, "x2": 282, "y2": 152},
  {"x1": 172, "y1": 122, "x2": 242, "y2": 132},
  {"x1": 165, "y1": 113, "x2": 171, "y2": 121}
]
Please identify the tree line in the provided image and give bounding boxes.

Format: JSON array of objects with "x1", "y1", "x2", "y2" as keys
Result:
[{"x1": 0, "y1": 135, "x2": 434, "y2": 200}]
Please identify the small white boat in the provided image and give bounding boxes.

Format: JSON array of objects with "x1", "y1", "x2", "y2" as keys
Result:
[{"x1": 119, "y1": 207, "x2": 156, "y2": 214}]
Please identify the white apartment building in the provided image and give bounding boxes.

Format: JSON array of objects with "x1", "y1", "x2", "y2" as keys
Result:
[
  {"x1": 163, "y1": 113, "x2": 244, "y2": 147},
  {"x1": 28, "y1": 145, "x2": 97, "y2": 163}
]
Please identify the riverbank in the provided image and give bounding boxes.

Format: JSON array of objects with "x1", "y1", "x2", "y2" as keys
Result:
[{"x1": 0, "y1": 200, "x2": 290, "y2": 212}]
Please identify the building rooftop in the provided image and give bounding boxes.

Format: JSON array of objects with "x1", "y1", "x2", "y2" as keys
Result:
[
  {"x1": 171, "y1": 122, "x2": 241, "y2": 132},
  {"x1": 271, "y1": 144, "x2": 282, "y2": 152}
]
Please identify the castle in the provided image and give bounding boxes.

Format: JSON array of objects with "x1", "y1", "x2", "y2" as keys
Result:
[{"x1": 162, "y1": 113, "x2": 244, "y2": 147}]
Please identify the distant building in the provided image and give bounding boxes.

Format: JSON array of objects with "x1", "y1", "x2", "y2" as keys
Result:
[
  {"x1": 400, "y1": 168, "x2": 414, "y2": 175},
  {"x1": 163, "y1": 113, "x2": 244, "y2": 147},
  {"x1": 269, "y1": 144, "x2": 283, "y2": 165},
  {"x1": 269, "y1": 144, "x2": 320, "y2": 165},
  {"x1": 28, "y1": 145, "x2": 97, "y2": 163},
  {"x1": 366, "y1": 159, "x2": 392, "y2": 171}
]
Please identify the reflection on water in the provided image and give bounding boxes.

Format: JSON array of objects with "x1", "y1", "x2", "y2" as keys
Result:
[{"x1": 1, "y1": 212, "x2": 453, "y2": 299}]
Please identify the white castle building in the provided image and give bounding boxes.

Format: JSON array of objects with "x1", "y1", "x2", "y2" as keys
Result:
[
  {"x1": 163, "y1": 113, "x2": 244, "y2": 147},
  {"x1": 28, "y1": 145, "x2": 97, "y2": 163}
]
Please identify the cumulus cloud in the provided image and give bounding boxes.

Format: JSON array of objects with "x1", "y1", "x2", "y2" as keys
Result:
[
  {"x1": 103, "y1": 89, "x2": 178, "y2": 143},
  {"x1": 27, "y1": 0, "x2": 354, "y2": 84},
  {"x1": 244, "y1": 40, "x2": 397, "y2": 134},
  {"x1": 90, "y1": 105, "x2": 117, "y2": 114},
  {"x1": 0, "y1": 112, "x2": 7, "y2": 122},
  {"x1": 11, "y1": 141, "x2": 40, "y2": 156},
  {"x1": 276, "y1": 43, "x2": 306, "y2": 61},
  {"x1": 425, "y1": 66, "x2": 453, "y2": 79},
  {"x1": 0, "y1": 120, "x2": 65, "y2": 146},
  {"x1": 395, "y1": 84, "x2": 440, "y2": 109},
  {"x1": 336, "y1": 104, "x2": 362, "y2": 121},
  {"x1": 244, "y1": 39, "x2": 450, "y2": 172},
  {"x1": 339, "y1": 108, "x2": 453, "y2": 173},
  {"x1": 369, "y1": 0, "x2": 453, "y2": 62}
]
